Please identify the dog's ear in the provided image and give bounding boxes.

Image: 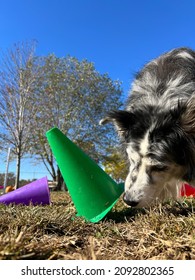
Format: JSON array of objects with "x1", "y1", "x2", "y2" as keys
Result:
[
  {"x1": 180, "y1": 97, "x2": 195, "y2": 135},
  {"x1": 180, "y1": 97, "x2": 195, "y2": 182},
  {"x1": 99, "y1": 110, "x2": 135, "y2": 137}
]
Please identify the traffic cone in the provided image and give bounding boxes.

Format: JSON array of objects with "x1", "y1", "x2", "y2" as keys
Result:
[
  {"x1": 0, "y1": 177, "x2": 50, "y2": 205},
  {"x1": 180, "y1": 183, "x2": 195, "y2": 197},
  {"x1": 46, "y1": 127, "x2": 124, "y2": 222}
]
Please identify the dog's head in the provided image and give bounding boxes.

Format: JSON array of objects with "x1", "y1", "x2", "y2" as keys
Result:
[{"x1": 100, "y1": 99, "x2": 195, "y2": 207}]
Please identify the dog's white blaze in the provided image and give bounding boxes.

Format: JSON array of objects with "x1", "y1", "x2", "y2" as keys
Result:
[
  {"x1": 126, "y1": 145, "x2": 140, "y2": 162},
  {"x1": 176, "y1": 51, "x2": 194, "y2": 60},
  {"x1": 140, "y1": 131, "x2": 149, "y2": 156}
]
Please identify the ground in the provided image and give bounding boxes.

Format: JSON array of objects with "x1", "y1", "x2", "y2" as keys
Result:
[{"x1": 0, "y1": 191, "x2": 194, "y2": 260}]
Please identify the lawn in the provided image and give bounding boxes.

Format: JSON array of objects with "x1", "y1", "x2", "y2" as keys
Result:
[{"x1": 0, "y1": 191, "x2": 194, "y2": 260}]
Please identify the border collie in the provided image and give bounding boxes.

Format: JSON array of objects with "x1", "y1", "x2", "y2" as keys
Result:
[{"x1": 100, "y1": 47, "x2": 195, "y2": 207}]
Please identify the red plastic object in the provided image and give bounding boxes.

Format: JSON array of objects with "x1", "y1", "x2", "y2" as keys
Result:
[{"x1": 180, "y1": 184, "x2": 195, "y2": 197}]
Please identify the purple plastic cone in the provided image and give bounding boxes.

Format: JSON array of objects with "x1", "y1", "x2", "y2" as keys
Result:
[{"x1": 0, "y1": 177, "x2": 50, "y2": 206}]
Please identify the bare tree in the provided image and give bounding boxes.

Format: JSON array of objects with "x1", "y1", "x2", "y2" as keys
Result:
[{"x1": 0, "y1": 41, "x2": 40, "y2": 188}]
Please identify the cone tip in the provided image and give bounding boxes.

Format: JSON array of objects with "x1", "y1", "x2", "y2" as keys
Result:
[{"x1": 46, "y1": 127, "x2": 59, "y2": 136}]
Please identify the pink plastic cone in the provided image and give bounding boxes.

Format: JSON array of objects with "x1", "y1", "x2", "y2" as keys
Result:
[{"x1": 0, "y1": 177, "x2": 50, "y2": 205}]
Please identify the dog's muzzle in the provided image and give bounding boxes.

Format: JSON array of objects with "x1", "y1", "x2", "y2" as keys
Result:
[{"x1": 123, "y1": 193, "x2": 139, "y2": 207}]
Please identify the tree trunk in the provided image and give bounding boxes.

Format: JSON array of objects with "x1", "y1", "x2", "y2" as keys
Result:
[
  {"x1": 56, "y1": 166, "x2": 67, "y2": 191},
  {"x1": 15, "y1": 151, "x2": 21, "y2": 189}
]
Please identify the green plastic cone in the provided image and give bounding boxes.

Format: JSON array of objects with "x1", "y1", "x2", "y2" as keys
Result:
[{"x1": 46, "y1": 127, "x2": 124, "y2": 223}]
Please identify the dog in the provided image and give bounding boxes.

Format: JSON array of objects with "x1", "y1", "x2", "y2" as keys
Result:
[{"x1": 100, "y1": 47, "x2": 195, "y2": 207}]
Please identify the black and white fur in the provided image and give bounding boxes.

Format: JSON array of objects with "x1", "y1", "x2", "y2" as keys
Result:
[{"x1": 101, "y1": 47, "x2": 195, "y2": 207}]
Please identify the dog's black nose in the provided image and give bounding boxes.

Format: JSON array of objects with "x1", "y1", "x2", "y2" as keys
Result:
[{"x1": 123, "y1": 193, "x2": 139, "y2": 207}]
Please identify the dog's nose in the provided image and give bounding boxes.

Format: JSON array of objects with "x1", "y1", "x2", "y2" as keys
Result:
[{"x1": 123, "y1": 193, "x2": 139, "y2": 207}]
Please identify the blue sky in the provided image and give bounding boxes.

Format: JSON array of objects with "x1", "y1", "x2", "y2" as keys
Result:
[{"x1": 0, "y1": 0, "x2": 195, "y2": 180}]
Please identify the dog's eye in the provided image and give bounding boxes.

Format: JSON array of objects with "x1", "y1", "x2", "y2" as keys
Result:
[{"x1": 151, "y1": 165, "x2": 168, "y2": 172}]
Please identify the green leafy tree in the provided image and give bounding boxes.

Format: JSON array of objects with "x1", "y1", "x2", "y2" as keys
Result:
[{"x1": 31, "y1": 54, "x2": 123, "y2": 187}]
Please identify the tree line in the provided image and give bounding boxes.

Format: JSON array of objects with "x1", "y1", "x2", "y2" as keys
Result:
[
  {"x1": 0, "y1": 41, "x2": 124, "y2": 189},
  {"x1": 0, "y1": 172, "x2": 32, "y2": 188}
]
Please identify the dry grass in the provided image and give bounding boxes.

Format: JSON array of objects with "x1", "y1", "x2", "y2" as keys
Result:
[{"x1": 0, "y1": 191, "x2": 194, "y2": 260}]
